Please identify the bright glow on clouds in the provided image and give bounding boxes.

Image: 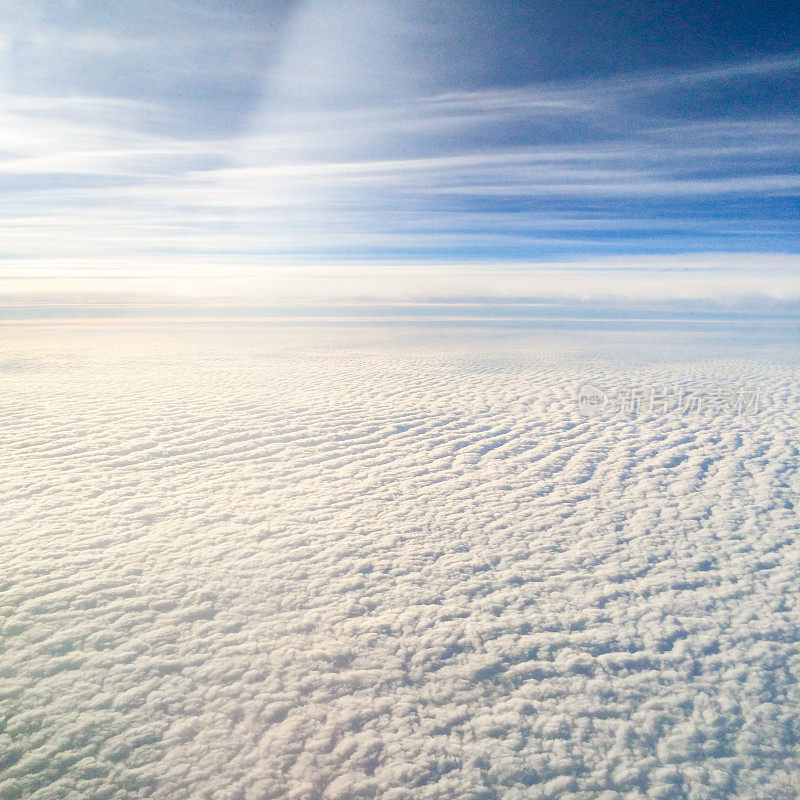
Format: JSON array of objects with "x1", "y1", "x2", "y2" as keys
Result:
[
  {"x1": 2, "y1": 256, "x2": 800, "y2": 320},
  {"x1": 1, "y1": 325, "x2": 799, "y2": 798}
]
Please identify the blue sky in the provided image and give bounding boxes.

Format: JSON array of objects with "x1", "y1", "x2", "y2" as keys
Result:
[{"x1": 0, "y1": 0, "x2": 798, "y2": 300}]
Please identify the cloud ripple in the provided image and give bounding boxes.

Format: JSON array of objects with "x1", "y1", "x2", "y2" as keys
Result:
[{"x1": 0, "y1": 324, "x2": 798, "y2": 799}]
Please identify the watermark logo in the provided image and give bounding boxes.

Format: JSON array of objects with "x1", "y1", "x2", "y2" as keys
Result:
[
  {"x1": 577, "y1": 383, "x2": 761, "y2": 417},
  {"x1": 577, "y1": 384, "x2": 608, "y2": 417}
]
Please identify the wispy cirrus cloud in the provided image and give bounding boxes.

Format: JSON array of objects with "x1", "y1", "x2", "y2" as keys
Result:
[{"x1": 0, "y1": 1, "x2": 798, "y2": 294}]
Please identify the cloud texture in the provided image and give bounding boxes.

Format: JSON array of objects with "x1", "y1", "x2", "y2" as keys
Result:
[{"x1": 1, "y1": 324, "x2": 798, "y2": 799}]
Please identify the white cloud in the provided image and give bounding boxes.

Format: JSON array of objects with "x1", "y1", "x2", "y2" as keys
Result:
[
  {"x1": 0, "y1": 324, "x2": 798, "y2": 799},
  {"x1": 1, "y1": 255, "x2": 799, "y2": 312}
]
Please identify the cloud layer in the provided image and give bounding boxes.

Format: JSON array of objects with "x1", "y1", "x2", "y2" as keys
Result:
[{"x1": 1, "y1": 323, "x2": 798, "y2": 799}]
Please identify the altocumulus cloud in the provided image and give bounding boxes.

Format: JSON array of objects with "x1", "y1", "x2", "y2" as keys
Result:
[{"x1": 1, "y1": 325, "x2": 798, "y2": 799}]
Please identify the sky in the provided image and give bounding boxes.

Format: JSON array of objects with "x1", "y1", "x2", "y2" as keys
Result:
[{"x1": 1, "y1": 0, "x2": 799, "y2": 301}]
